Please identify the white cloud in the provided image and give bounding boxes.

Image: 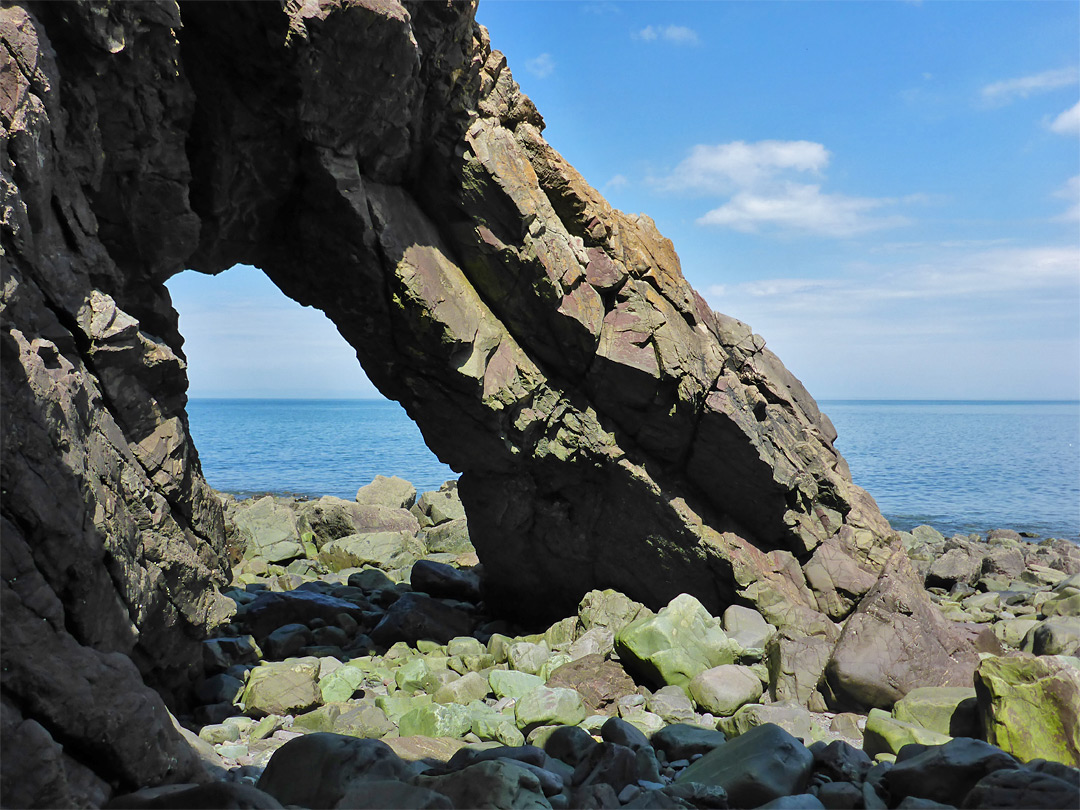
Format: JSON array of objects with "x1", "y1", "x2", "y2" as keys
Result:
[
  {"x1": 604, "y1": 174, "x2": 629, "y2": 190},
  {"x1": 696, "y1": 184, "x2": 908, "y2": 237},
  {"x1": 1049, "y1": 100, "x2": 1080, "y2": 134},
  {"x1": 1054, "y1": 175, "x2": 1080, "y2": 222},
  {"x1": 981, "y1": 66, "x2": 1078, "y2": 105},
  {"x1": 635, "y1": 25, "x2": 700, "y2": 45},
  {"x1": 661, "y1": 140, "x2": 829, "y2": 194},
  {"x1": 657, "y1": 139, "x2": 909, "y2": 237},
  {"x1": 525, "y1": 53, "x2": 555, "y2": 79}
]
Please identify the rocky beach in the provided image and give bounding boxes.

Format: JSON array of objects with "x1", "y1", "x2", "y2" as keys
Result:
[
  {"x1": 2, "y1": 1, "x2": 1079, "y2": 807},
  {"x1": 90, "y1": 475, "x2": 1077, "y2": 808}
]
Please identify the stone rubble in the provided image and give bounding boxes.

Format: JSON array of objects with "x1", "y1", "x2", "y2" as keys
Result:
[{"x1": 103, "y1": 482, "x2": 1080, "y2": 809}]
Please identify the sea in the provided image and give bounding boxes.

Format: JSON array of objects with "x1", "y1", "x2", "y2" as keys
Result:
[{"x1": 187, "y1": 398, "x2": 1080, "y2": 542}]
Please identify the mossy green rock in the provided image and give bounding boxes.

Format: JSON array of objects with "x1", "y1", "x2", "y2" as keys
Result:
[
  {"x1": 447, "y1": 636, "x2": 487, "y2": 657},
  {"x1": 292, "y1": 702, "x2": 394, "y2": 738},
  {"x1": 974, "y1": 654, "x2": 1080, "y2": 765},
  {"x1": 489, "y1": 669, "x2": 544, "y2": 700},
  {"x1": 240, "y1": 658, "x2": 321, "y2": 717},
  {"x1": 514, "y1": 686, "x2": 587, "y2": 731},
  {"x1": 863, "y1": 708, "x2": 951, "y2": 757},
  {"x1": 395, "y1": 657, "x2": 441, "y2": 694},
  {"x1": 471, "y1": 707, "x2": 526, "y2": 747},
  {"x1": 375, "y1": 693, "x2": 431, "y2": 724},
  {"x1": 319, "y1": 664, "x2": 367, "y2": 704},
  {"x1": 615, "y1": 593, "x2": 736, "y2": 689},
  {"x1": 398, "y1": 702, "x2": 473, "y2": 738},
  {"x1": 892, "y1": 686, "x2": 979, "y2": 737},
  {"x1": 434, "y1": 671, "x2": 491, "y2": 705}
]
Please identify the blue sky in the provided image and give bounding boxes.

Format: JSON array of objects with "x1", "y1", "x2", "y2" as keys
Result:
[{"x1": 168, "y1": 0, "x2": 1079, "y2": 400}]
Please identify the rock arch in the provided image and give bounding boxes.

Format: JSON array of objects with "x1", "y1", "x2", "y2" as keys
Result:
[{"x1": 2, "y1": 0, "x2": 894, "y2": 801}]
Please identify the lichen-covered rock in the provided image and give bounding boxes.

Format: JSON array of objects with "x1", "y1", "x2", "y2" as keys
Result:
[
  {"x1": 891, "y1": 686, "x2": 980, "y2": 738},
  {"x1": 863, "y1": 708, "x2": 952, "y2": 757},
  {"x1": 240, "y1": 658, "x2": 322, "y2": 718},
  {"x1": 974, "y1": 654, "x2": 1080, "y2": 765},
  {"x1": 615, "y1": 594, "x2": 738, "y2": 690}
]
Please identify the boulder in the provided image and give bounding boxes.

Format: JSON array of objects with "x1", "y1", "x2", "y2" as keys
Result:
[
  {"x1": 824, "y1": 552, "x2": 982, "y2": 711},
  {"x1": 292, "y1": 701, "x2": 394, "y2": 738},
  {"x1": 544, "y1": 725, "x2": 599, "y2": 768},
  {"x1": 415, "y1": 759, "x2": 551, "y2": 809},
  {"x1": 257, "y1": 734, "x2": 412, "y2": 808},
  {"x1": 891, "y1": 686, "x2": 980, "y2": 738},
  {"x1": 240, "y1": 659, "x2": 322, "y2": 717},
  {"x1": 646, "y1": 685, "x2": 697, "y2": 725},
  {"x1": 398, "y1": 703, "x2": 473, "y2": 738},
  {"x1": 886, "y1": 738, "x2": 1020, "y2": 807},
  {"x1": 355, "y1": 475, "x2": 418, "y2": 510},
  {"x1": 419, "y1": 517, "x2": 474, "y2": 555},
  {"x1": 1021, "y1": 616, "x2": 1080, "y2": 656},
  {"x1": 567, "y1": 627, "x2": 615, "y2": 661},
  {"x1": 106, "y1": 783, "x2": 284, "y2": 809},
  {"x1": 515, "y1": 687, "x2": 587, "y2": 732},
  {"x1": 546, "y1": 654, "x2": 637, "y2": 716},
  {"x1": 766, "y1": 631, "x2": 835, "y2": 708},
  {"x1": 489, "y1": 669, "x2": 546, "y2": 700},
  {"x1": 674, "y1": 723, "x2": 814, "y2": 808},
  {"x1": 650, "y1": 724, "x2": 728, "y2": 761},
  {"x1": 688, "y1": 664, "x2": 763, "y2": 717},
  {"x1": 960, "y1": 765, "x2": 1080, "y2": 809},
  {"x1": 336, "y1": 780, "x2": 452, "y2": 810},
  {"x1": 410, "y1": 559, "x2": 482, "y2": 602},
  {"x1": 572, "y1": 742, "x2": 639, "y2": 795},
  {"x1": 863, "y1": 708, "x2": 951, "y2": 757},
  {"x1": 318, "y1": 531, "x2": 424, "y2": 573},
  {"x1": 417, "y1": 484, "x2": 467, "y2": 526},
  {"x1": 368, "y1": 592, "x2": 474, "y2": 647},
  {"x1": 974, "y1": 654, "x2": 1080, "y2": 765},
  {"x1": 615, "y1": 594, "x2": 737, "y2": 690},
  {"x1": 236, "y1": 590, "x2": 367, "y2": 639},
  {"x1": 577, "y1": 589, "x2": 653, "y2": 635},
  {"x1": 802, "y1": 535, "x2": 878, "y2": 619},
  {"x1": 721, "y1": 605, "x2": 775, "y2": 651},
  {"x1": 232, "y1": 497, "x2": 306, "y2": 563},
  {"x1": 298, "y1": 496, "x2": 420, "y2": 547},
  {"x1": 717, "y1": 701, "x2": 813, "y2": 742}
]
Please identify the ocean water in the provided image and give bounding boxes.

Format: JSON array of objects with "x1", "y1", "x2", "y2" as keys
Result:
[
  {"x1": 187, "y1": 398, "x2": 1080, "y2": 541},
  {"x1": 823, "y1": 400, "x2": 1079, "y2": 541}
]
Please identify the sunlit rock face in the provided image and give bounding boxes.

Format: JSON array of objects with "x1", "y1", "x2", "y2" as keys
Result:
[{"x1": 2, "y1": 0, "x2": 893, "y2": 800}]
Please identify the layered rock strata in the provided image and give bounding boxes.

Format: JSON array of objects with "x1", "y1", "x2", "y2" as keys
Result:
[{"x1": 4, "y1": 0, "x2": 908, "y2": 802}]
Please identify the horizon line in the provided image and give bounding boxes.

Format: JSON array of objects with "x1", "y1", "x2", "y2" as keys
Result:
[{"x1": 187, "y1": 395, "x2": 1080, "y2": 404}]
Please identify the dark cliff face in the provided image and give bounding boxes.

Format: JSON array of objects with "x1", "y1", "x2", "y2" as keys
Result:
[{"x1": 1, "y1": 0, "x2": 893, "y2": 802}]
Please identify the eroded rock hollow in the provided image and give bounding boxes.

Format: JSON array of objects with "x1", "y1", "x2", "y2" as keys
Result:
[{"x1": 3, "y1": 0, "x2": 903, "y2": 800}]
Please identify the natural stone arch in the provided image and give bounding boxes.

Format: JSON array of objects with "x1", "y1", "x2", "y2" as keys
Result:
[{"x1": 2, "y1": 0, "x2": 898, "y2": 801}]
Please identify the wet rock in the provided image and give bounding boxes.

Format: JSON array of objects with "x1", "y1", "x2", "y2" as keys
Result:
[
  {"x1": 369, "y1": 592, "x2": 474, "y2": 646},
  {"x1": 960, "y1": 765, "x2": 1080, "y2": 809},
  {"x1": 886, "y1": 737, "x2": 1019, "y2": 807},
  {"x1": 573, "y1": 742, "x2": 640, "y2": 795},
  {"x1": 237, "y1": 590, "x2": 367, "y2": 639},
  {"x1": 651, "y1": 724, "x2": 728, "y2": 761},
  {"x1": 674, "y1": 723, "x2": 814, "y2": 808},
  {"x1": 545, "y1": 725, "x2": 599, "y2": 767},
  {"x1": 811, "y1": 740, "x2": 872, "y2": 784},
  {"x1": 415, "y1": 759, "x2": 552, "y2": 809},
  {"x1": 264, "y1": 623, "x2": 314, "y2": 659},
  {"x1": 257, "y1": 733, "x2": 412, "y2": 808},
  {"x1": 411, "y1": 559, "x2": 482, "y2": 602}
]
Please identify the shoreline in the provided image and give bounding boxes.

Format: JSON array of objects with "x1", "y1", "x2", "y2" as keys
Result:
[{"x1": 109, "y1": 476, "x2": 1080, "y2": 807}]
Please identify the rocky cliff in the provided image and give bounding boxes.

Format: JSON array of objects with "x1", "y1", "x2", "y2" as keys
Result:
[{"x1": 3, "y1": 0, "x2": 901, "y2": 803}]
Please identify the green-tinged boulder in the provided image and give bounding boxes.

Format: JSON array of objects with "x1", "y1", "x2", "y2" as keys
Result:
[
  {"x1": 319, "y1": 531, "x2": 425, "y2": 573},
  {"x1": 674, "y1": 723, "x2": 813, "y2": 808},
  {"x1": 618, "y1": 707, "x2": 666, "y2": 738},
  {"x1": 689, "y1": 664, "x2": 764, "y2": 717},
  {"x1": 375, "y1": 694, "x2": 432, "y2": 725},
  {"x1": 717, "y1": 701, "x2": 813, "y2": 742},
  {"x1": 489, "y1": 669, "x2": 545, "y2": 700},
  {"x1": 292, "y1": 701, "x2": 394, "y2": 738},
  {"x1": 891, "y1": 686, "x2": 979, "y2": 738},
  {"x1": 1040, "y1": 592, "x2": 1080, "y2": 618},
  {"x1": 395, "y1": 657, "x2": 441, "y2": 695},
  {"x1": 974, "y1": 654, "x2": 1080, "y2": 765},
  {"x1": 614, "y1": 593, "x2": 737, "y2": 690},
  {"x1": 233, "y1": 496, "x2": 307, "y2": 563},
  {"x1": 471, "y1": 709, "x2": 527, "y2": 747},
  {"x1": 538, "y1": 653, "x2": 572, "y2": 681},
  {"x1": 434, "y1": 671, "x2": 491, "y2": 705},
  {"x1": 507, "y1": 641, "x2": 550, "y2": 675},
  {"x1": 241, "y1": 658, "x2": 322, "y2": 717},
  {"x1": 1021, "y1": 617, "x2": 1080, "y2": 656},
  {"x1": 515, "y1": 686, "x2": 587, "y2": 732},
  {"x1": 447, "y1": 636, "x2": 487, "y2": 657},
  {"x1": 319, "y1": 664, "x2": 367, "y2": 704},
  {"x1": 994, "y1": 618, "x2": 1042, "y2": 649},
  {"x1": 355, "y1": 475, "x2": 417, "y2": 510},
  {"x1": 544, "y1": 617, "x2": 578, "y2": 650},
  {"x1": 863, "y1": 708, "x2": 951, "y2": 757},
  {"x1": 398, "y1": 703, "x2": 474, "y2": 739},
  {"x1": 578, "y1": 589, "x2": 653, "y2": 636}
]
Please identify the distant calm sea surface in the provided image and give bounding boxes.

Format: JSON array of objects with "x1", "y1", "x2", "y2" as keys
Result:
[{"x1": 187, "y1": 399, "x2": 1080, "y2": 541}]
